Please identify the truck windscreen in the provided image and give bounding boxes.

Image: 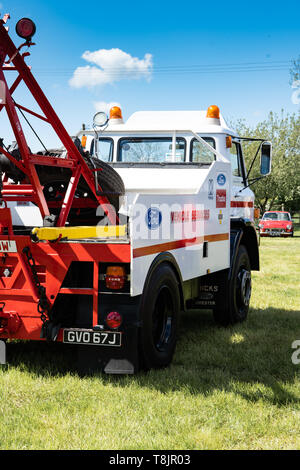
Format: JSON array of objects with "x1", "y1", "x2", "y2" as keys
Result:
[{"x1": 118, "y1": 137, "x2": 186, "y2": 163}]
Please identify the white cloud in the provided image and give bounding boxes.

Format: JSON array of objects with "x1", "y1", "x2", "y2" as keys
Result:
[
  {"x1": 69, "y1": 48, "x2": 153, "y2": 89},
  {"x1": 93, "y1": 101, "x2": 121, "y2": 115}
]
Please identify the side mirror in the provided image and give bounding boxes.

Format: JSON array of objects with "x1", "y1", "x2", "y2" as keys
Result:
[{"x1": 260, "y1": 141, "x2": 272, "y2": 176}]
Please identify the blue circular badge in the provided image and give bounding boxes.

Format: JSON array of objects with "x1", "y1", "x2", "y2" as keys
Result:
[
  {"x1": 146, "y1": 207, "x2": 162, "y2": 230},
  {"x1": 217, "y1": 173, "x2": 226, "y2": 186}
]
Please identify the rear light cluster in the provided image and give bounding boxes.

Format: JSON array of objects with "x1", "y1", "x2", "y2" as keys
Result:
[
  {"x1": 103, "y1": 266, "x2": 127, "y2": 330},
  {"x1": 106, "y1": 311, "x2": 122, "y2": 329},
  {"x1": 105, "y1": 266, "x2": 126, "y2": 290}
]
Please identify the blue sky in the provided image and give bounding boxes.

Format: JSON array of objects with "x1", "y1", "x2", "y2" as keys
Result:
[{"x1": 0, "y1": 0, "x2": 299, "y2": 149}]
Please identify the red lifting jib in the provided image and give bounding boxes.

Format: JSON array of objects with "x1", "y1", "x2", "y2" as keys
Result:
[{"x1": 0, "y1": 14, "x2": 117, "y2": 226}]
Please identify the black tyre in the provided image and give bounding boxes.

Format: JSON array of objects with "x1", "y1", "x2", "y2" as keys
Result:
[
  {"x1": 213, "y1": 245, "x2": 252, "y2": 326},
  {"x1": 139, "y1": 264, "x2": 180, "y2": 370},
  {"x1": 83, "y1": 156, "x2": 125, "y2": 211},
  {"x1": 6, "y1": 139, "x2": 125, "y2": 217}
]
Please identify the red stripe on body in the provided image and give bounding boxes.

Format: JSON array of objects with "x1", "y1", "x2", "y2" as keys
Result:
[
  {"x1": 230, "y1": 201, "x2": 253, "y2": 208},
  {"x1": 133, "y1": 233, "x2": 229, "y2": 258}
]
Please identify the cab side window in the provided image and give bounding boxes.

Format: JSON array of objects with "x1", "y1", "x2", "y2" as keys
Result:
[
  {"x1": 97, "y1": 138, "x2": 114, "y2": 162},
  {"x1": 190, "y1": 137, "x2": 215, "y2": 163},
  {"x1": 91, "y1": 138, "x2": 114, "y2": 161}
]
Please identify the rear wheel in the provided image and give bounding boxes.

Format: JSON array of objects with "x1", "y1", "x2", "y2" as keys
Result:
[
  {"x1": 213, "y1": 245, "x2": 251, "y2": 326},
  {"x1": 139, "y1": 264, "x2": 180, "y2": 370}
]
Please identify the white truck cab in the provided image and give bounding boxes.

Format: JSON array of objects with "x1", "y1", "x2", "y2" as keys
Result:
[{"x1": 79, "y1": 105, "x2": 256, "y2": 223}]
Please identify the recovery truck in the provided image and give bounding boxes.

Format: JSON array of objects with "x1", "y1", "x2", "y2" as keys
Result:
[{"x1": 0, "y1": 15, "x2": 272, "y2": 374}]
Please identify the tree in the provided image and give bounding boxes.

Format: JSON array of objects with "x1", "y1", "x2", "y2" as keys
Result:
[
  {"x1": 234, "y1": 111, "x2": 300, "y2": 214},
  {"x1": 290, "y1": 56, "x2": 300, "y2": 85}
]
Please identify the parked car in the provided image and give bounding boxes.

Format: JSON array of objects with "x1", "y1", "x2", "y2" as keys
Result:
[{"x1": 259, "y1": 211, "x2": 293, "y2": 237}]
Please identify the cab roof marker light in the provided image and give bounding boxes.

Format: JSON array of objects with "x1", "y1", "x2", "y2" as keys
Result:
[
  {"x1": 109, "y1": 106, "x2": 124, "y2": 125},
  {"x1": 206, "y1": 105, "x2": 221, "y2": 125}
]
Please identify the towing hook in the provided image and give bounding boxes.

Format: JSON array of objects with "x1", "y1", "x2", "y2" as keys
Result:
[{"x1": 30, "y1": 232, "x2": 39, "y2": 243}]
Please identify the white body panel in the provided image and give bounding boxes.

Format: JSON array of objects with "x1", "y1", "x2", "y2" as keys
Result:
[
  {"x1": 77, "y1": 109, "x2": 256, "y2": 297},
  {"x1": 116, "y1": 167, "x2": 207, "y2": 194},
  {"x1": 117, "y1": 161, "x2": 231, "y2": 296}
]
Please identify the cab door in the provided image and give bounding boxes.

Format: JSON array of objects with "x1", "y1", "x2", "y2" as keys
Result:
[{"x1": 229, "y1": 140, "x2": 254, "y2": 220}]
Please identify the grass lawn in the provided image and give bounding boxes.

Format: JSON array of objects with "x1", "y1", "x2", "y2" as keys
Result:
[{"x1": 0, "y1": 228, "x2": 299, "y2": 450}]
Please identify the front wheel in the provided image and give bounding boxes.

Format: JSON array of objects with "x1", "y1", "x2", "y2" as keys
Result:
[
  {"x1": 213, "y1": 245, "x2": 252, "y2": 326},
  {"x1": 139, "y1": 263, "x2": 180, "y2": 370}
]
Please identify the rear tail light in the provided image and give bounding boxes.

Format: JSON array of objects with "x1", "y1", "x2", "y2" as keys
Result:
[
  {"x1": 16, "y1": 18, "x2": 36, "y2": 40},
  {"x1": 106, "y1": 311, "x2": 122, "y2": 329},
  {"x1": 105, "y1": 266, "x2": 126, "y2": 290}
]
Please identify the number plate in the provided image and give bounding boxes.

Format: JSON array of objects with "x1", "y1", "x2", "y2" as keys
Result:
[
  {"x1": 270, "y1": 231, "x2": 281, "y2": 236},
  {"x1": 63, "y1": 329, "x2": 121, "y2": 347}
]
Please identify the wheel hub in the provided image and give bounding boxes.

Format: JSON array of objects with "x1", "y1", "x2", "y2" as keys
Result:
[
  {"x1": 153, "y1": 286, "x2": 174, "y2": 352},
  {"x1": 239, "y1": 269, "x2": 252, "y2": 306}
]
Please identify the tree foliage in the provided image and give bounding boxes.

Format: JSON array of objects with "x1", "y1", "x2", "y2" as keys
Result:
[
  {"x1": 234, "y1": 111, "x2": 300, "y2": 214},
  {"x1": 290, "y1": 56, "x2": 300, "y2": 84}
]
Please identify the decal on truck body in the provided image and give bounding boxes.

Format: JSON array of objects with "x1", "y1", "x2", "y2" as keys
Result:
[
  {"x1": 208, "y1": 179, "x2": 214, "y2": 200},
  {"x1": 216, "y1": 190, "x2": 226, "y2": 208},
  {"x1": 170, "y1": 209, "x2": 210, "y2": 223},
  {"x1": 0, "y1": 241, "x2": 17, "y2": 253},
  {"x1": 217, "y1": 173, "x2": 226, "y2": 186},
  {"x1": 146, "y1": 208, "x2": 162, "y2": 230}
]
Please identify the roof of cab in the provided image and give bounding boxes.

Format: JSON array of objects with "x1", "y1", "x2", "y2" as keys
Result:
[
  {"x1": 124, "y1": 110, "x2": 231, "y2": 132},
  {"x1": 86, "y1": 110, "x2": 236, "y2": 135}
]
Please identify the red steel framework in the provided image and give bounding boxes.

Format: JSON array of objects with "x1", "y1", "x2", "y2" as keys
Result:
[
  {"x1": 0, "y1": 13, "x2": 117, "y2": 226},
  {"x1": 0, "y1": 14, "x2": 125, "y2": 341}
]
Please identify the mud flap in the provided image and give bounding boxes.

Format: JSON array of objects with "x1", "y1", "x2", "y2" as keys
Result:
[
  {"x1": 76, "y1": 326, "x2": 139, "y2": 375},
  {"x1": 194, "y1": 269, "x2": 229, "y2": 309},
  {"x1": 0, "y1": 340, "x2": 6, "y2": 366}
]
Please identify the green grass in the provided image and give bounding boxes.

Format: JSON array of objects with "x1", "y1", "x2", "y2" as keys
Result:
[{"x1": 0, "y1": 228, "x2": 300, "y2": 450}]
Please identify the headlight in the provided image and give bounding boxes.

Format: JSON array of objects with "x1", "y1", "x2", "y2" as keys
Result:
[{"x1": 287, "y1": 225, "x2": 292, "y2": 230}]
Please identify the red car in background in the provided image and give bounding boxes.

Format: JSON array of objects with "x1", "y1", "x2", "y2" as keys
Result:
[{"x1": 259, "y1": 211, "x2": 294, "y2": 237}]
